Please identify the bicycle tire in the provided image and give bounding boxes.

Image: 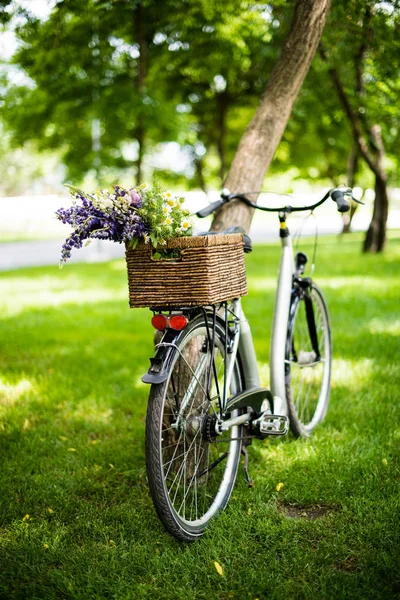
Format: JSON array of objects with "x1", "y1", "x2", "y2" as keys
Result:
[
  {"x1": 285, "y1": 283, "x2": 332, "y2": 437},
  {"x1": 145, "y1": 313, "x2": 244, "y2": 542}
]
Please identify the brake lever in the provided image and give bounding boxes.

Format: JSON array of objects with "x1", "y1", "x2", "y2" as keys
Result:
[
  {"x1": 351, "y1": 196, "x2": 365, "y2": 205},
  {"x1": 341, "y1": 187, "x2": 365, "y2": 206}
]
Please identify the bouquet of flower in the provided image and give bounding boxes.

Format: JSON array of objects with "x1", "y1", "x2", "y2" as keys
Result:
[{"x1": 56, "y1": 182, "x2": 193, "y2": 266}]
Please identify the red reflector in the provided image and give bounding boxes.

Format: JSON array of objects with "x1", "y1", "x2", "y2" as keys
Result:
[
  {"x1": 151, "y1": 314, "x2": 168, "y2": 331},
  {"x1": 169, "y1": 315, "x2": 188, "y2": 331}
]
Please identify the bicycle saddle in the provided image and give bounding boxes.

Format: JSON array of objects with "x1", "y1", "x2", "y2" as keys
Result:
[{"x1": 196, "y1": 226, "x2": 252, "y2": 253}]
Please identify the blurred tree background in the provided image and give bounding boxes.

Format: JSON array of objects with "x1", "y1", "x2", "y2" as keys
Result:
[{"x1": 0, "y1": 0, "x2": 399, "y2": 248}]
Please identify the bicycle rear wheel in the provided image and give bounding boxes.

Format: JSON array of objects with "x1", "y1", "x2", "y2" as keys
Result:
[
  {"x1": 145, "y1": 313, "x2": 244, "y2": 542},
  {"x1": 285, "y1": 283, "x2": 332, "y2": 437}
]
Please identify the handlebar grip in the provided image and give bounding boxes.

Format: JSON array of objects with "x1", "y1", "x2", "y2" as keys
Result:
[
  {"x1": 196, "y1": 199, "x2": 225, "y2": 218},
  {"x1": 330, "y1": 189, "x2": 350, "y2": 213}
]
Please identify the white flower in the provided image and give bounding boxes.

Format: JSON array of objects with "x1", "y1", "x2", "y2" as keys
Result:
[
  {"x1": 182, "y1": 220, "x2": 190, "y2": 230},
  {"x1": 118, "y1": 194, "x2": 130, "y2": 206},
  {"x1": 143, "y1": 233, "x2": 150, "y2": 244},
  {"x1": 163, "y1": 216, "x2": 173, "y2": 226},
  {"x1": 162, "y1": 205, "x2": 172, "y2": 215},
  {"x1": 93, "y1": 196, "x2": 113, "y2": 210}
]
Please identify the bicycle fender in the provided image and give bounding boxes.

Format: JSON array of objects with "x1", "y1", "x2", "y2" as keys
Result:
[{"x1": 141, "y1": 329, "x2": 180, "y2": 384}]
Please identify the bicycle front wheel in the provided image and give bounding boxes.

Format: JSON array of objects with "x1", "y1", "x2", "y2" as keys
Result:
[
  {"x1": 145, "y1": 314, "x2": 244, "y2": 542},
  {"x1": 285, "y1": 283, "x2": 332, "y2": 437}
]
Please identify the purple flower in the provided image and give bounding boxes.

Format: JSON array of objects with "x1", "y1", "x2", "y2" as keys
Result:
[
  {"x1": 56, "y1": 186, "x2": 147, "y2": 265},
  {"x1": 127, "y1": 189, "x2": 142, "y2": 208}
]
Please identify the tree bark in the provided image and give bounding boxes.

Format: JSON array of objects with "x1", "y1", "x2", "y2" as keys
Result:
[
  {"x1": 135, "y1": 2, "x2": 147, "y2": 185},
  {"x1": 211, "y1": 0, "x2": 332, "y2": 233}
]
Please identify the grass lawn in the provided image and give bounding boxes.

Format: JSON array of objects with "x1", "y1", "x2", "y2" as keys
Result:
[{"x1": 0, "y1": 232, "x2": 399, "y2": 600}]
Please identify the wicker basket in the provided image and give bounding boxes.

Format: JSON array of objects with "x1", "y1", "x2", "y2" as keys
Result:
[{"x1": 125, "y1": 233, "x2": 247, "y2": 309}]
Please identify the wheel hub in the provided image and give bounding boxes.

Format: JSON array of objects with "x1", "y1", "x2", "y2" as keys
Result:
[{"x1": 202, "y1": 414, "x2": 218, "y2": 442}]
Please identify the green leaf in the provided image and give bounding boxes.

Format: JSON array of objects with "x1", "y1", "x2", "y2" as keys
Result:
[
  {"x1": 128, "y1": 237, "x2": 139, "y2": 250},
  {"x1": 64, "y1": 184, "x2": 84, "y2": 196}
]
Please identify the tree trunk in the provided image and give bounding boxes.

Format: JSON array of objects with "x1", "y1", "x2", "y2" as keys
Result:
[
  {"x1": 320, "y1": 6, "x2": 389, "y2": 253},
  {"x1": 216, "y1": 93, "x2": 228, "y2": 184},
  {"x1": 136, "y1": 122, "x2": 144, "y2": 185},
  {"x1": 362, "y1": 124, "x2": 389, "y2": 252},
  {"x1": 342, "y1": 143, "x2": 359, "y2": 233},
  {"x1": 135, "y1": 3, "x2": 147, "y2": 185},
  {"x1": 211, "y1": 0, "x2": 332, "y2": 233},
  {"x1": 363, "y1": 173, "x2": 389, "y2": 252},
  {"x1": 194, "y1": 155, "x2": 208, "y2": 194},
  {"x1": 322, "y1": 57, "x2": 390, "y2": 251}
]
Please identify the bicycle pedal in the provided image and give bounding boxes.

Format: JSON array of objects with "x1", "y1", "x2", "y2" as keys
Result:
[{"x1": 254, "y1": 413, "x2": 289, "y2": 437}]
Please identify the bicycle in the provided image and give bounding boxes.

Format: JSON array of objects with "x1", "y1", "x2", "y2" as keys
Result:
[{"x1": 142, "y1": 186, "x2": 354, "y2": 542}]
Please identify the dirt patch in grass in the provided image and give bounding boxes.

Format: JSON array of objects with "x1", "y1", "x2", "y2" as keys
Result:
[
  {"x1": 278, "y1": 502, "x2": 336, "y2": 520},
  {"x1": 334, "y1": 556, "x2": 359, "y2": 572}
]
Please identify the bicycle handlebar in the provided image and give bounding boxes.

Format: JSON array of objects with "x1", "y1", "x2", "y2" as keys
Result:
[
  {"x1": 196, "y1": 187, "x2": 353, "y2": 218},
  {"x1": 196, "y1": 198, "x2": 226, "y2": 217},
  {"x1": 330, "y1": 188, "x2": 351, "y2": 213}
]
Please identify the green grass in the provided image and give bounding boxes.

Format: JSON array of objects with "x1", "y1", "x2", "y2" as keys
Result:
[{"x1": 0, "y1": 232, "x2": 399, "y2": 600}]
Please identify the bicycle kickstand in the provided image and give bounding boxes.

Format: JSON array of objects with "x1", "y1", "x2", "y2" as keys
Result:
[{"x1": 241, "y1": 445, "x2": 253, "y2": 488}]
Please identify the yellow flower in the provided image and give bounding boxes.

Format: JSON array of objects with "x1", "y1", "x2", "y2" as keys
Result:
[
  {"x1": 43, "y1": 543, "x2": 49, "y2": 549},
  {"x1": 22, "y1": 514, "x2": 30, "y2": 521},
  {"x1": 276, "y1": 482, "x2": 284, "y2": 492},
  {"x1": 382, "y1": 458, "x2": 388, "y2": 465},
  {"x1": 48, "y1": 508, "x2": 54, "y2": 514},
  {"x1": 214, "y1": 561, "x2": 223, "y2": 576},
  {"x1": 167, "y1": 199, "x2": 175, "y2": 207}
]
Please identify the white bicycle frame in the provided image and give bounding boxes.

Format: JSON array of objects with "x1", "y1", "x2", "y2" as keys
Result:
[
  {"x1": 223, "y1": 225, "x2": 295, "y2": 424},
  {"x1": 162, "y1": 225, "x2": 296, "y2": 430}
]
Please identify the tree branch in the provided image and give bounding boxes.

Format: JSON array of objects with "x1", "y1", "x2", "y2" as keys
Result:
[{"x1": 319, "y1": 45, "x2": 379, "y2": 176}]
